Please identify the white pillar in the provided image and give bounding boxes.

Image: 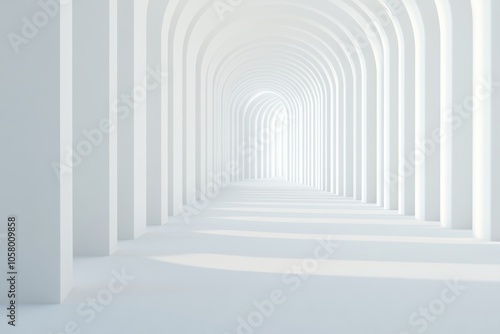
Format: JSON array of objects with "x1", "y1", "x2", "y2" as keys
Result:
[
  {"x1": 404, "y1": 0, "x2": 441, "y2": 221},
  {"x1": 336, "y1": 77, "x2": 345, "y2": 196},
  {"x1": 133, "y1": 0, "x2": 148, "y2": 234},
  {"x1": 117, "y1": 0, "x2": 135, "y2": 239},
  {"x1": 73, "y1": 0, "x2": 117, "y2": 255},
  {"x1": 167, "y1": 42, "x2": 184, "y2": 216},
  {"x1": 396, "y1": 5, "x2": 416, "y2": 216},
  {"x1": 472, "y1": 0, "x2": 500, "y2": 240},
  {"x1": 344, "y1": 77, "x2": 354, "y2": 198},
  {"x1": 353, "y1": 68, "x2": 362, "y2": 200},
  {"x1": 383, "y1": 27, "x2": 400, "y2": 211},
  {"x1": 146, "y1": 0, "x2": 169, "y2": 226},
  {"x1": 116, "y1": 0, "x2": 147, "y2": 240},
  {"x1": 437, "y1": 0, "x2": 473, "y2": 230},
  {"x1": 0, "y1": 0, "x2": 72, "y2": 303},
  {"x1": 361, "y1": 46, "x2": 378, "y2": 204}
]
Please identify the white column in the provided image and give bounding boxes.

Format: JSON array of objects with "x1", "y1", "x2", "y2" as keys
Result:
[
  {"x1": 168, "y1": 49, "x2": 184, "y2": 216},
  {"x1": 396, "y1": 5, "x2": 416, "y2": 216},
  {"x1": 383, "y1": 28, "x2": 399, "y2": 211},
  {"x1": 116, "y1": 0, "x2": 147, "y2": 240},
  {"x1": 133, "y1": 0, "x2": 148, "y2": 234},
  {"x1": 361, "y1": 47, "x2": 377, "y2": 204},
  {"x1": 117, "y1": 0, "x2": 135, "y2": 239},
  {"x1": 344, "y1": 77, "x2": 354, "y2": 198},
  {"x1": 437, "y1": 0, "x2": 473, "y2": 230},
  {"x1": 336, "y1": 78, "x2": 345, "y2": 196},
  {"x1": 146, "y1": 0, "x2": 169, "y2": 225},
  {"x1": 405, "y1": 0, "x2": 441, "y2": 221},
  {"x1": 329, "y1": 89, "x2": 337, "y2": 193},
  {"x1": 472, "y1": 0, "x2": 500, "y2": 240},
  {"x1": 0, "y1": 0, "x2": 72, "y2": 303},
  {"x1": 353, "y1": 69, "x2": 362, "y2": 200},
  {"x1": 73, "y1": 0, "x2": 117, "y2": 255}
]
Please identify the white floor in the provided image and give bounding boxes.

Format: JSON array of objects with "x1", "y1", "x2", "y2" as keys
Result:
[{"x1": 5, "y1": 180, "x2": 500, "y2": 334}]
